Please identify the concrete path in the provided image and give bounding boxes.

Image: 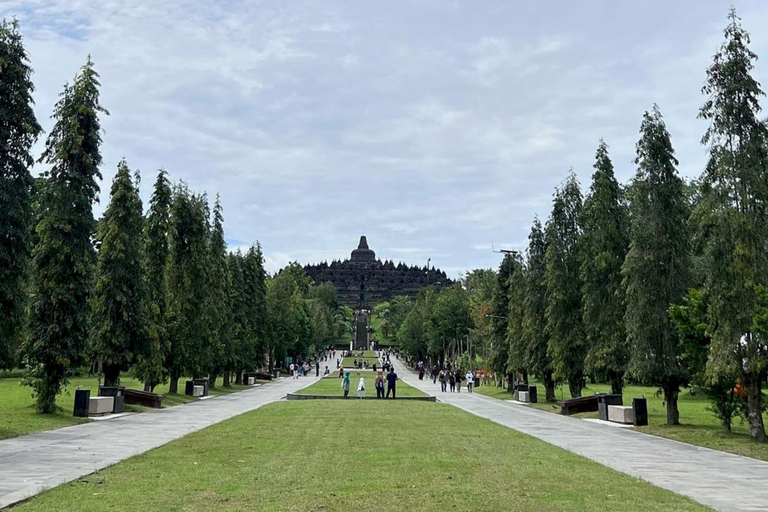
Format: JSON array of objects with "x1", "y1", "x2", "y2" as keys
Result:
[
  {"x1": 0, "y1": 375, "x2": 319, "y2": 509},
  {"x1": 389, "y1": 356, "x2": 768, "y2": 512}
]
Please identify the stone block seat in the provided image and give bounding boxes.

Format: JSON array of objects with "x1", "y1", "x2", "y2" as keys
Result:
[
  {"x1": 518, "y1": 391, "x2": 530, "y2": 403},
  {"x1": 87, "y1": 396, "x2": 114, "y2": 417},
  {"x1": 608, "y1": 405, "x2": 635, "y2": 424}
]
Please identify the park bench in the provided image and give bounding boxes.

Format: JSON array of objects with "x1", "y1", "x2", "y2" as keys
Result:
[
  {"x1": 558, "y1": 395, "x2": 599, "y2": 415},
  {"x1": 124, "y1": 388, "x2": 163, "y2": 408}
]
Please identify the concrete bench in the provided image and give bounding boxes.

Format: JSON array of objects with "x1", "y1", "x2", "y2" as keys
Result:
[
  {"x1": 518, "y1": 391, "x2": 530, "y2": 403},
  {"x1": 608, "y1": 405, "x2": 634, "y2": 424},
  {"x1": 246, "y1": 377, "x2": 255, "y2": 385},
  {"x1": 192, "y1": 385, "x2": 205, "y2": 397},
  {"x1": 88, "y1": 396, "x2": 114, "y2": 417}
]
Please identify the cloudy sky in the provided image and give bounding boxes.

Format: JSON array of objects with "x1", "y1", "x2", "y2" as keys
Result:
[{"x1": 6, "y1": 1, "x2": 768, "y2": 277}]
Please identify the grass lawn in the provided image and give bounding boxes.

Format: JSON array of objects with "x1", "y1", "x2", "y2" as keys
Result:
[
  {"x1": 475, "y1": 379, "x2": 768, "y2": 462},
  {"x1": 340, "y1": 356, "x2": 380, "y2": 368},
  {"x1": 294, "y1": 373, "x2": 427, "y2": 397},
  {"x1": 12, "y1": 400, "x2": 708, "y2": 511},
  {"x1": 0, "y1": 375, "x2": 252, "y2": 441}
]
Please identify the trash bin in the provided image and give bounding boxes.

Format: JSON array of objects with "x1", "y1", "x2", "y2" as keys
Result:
[
  {"x1": 98, "y1": 386, "x2": 125, "y2": 413},
  {"x1": 273, "y1": 369, "x2": 280, "y2": 379},
  {"x1": 74, "y1": 389, "x2": 90, "y2": 417},
  {"x1": 529, "y1": 386, "x2": 538, "y2": 404},
  {"x1": 633, "y1": 398, "x2": 648, "y2": 426}
]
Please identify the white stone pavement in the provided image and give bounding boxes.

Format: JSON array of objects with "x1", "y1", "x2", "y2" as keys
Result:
[
  {"x1": 0, "y1": 374, "x2": 320, "y2": 509},
  {"x1": 389, "y1": 356, "x2": 768, "y2": 512}
]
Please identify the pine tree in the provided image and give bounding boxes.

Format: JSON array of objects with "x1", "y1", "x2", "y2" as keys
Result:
[
  {"x1": 246, "y1": 244, "x2": 268, "y2": 369},
  {"x1": 165, "y1": 185, "x2": 211, "y2": 392},
  {"x1": 579, "y1": 141, "x2": 630, "y2": 395},
  {"x1": 23, "y1": 57, "x2": 107, "y2": 413},
  {"x1": 225, "y1": 251, "x2": 247, "y2": 385},
  {"x1": 523, "y1": 218, "x2": 555, "y2": 401},
  {"x1": 544, "y1": 171, "x2": 585, "y2": 398},
  {"x1": 207, "y1": 196, "x2": 230, "y2": 388},
  {"x1": 623, "y1": 105, "x2": 690, "y2": 425},
  {"x1": 489, "y1": 254, "x2": 513, "y2": 387},
  {"x1": 695, "y1": 9, "x2": 768, "y2": 441},
  {"x1": 135, "y1": 169, "x2": 172, "y2": 391},
  {"x1": 0, "y1": 20, "x2": 42, "y2": 369},
  {"x1": 506, "y1": 255, "x2": 527, "y2": 382},
  {"x1": 90, "y1": 160, "x2": 144, "y2": 386}
]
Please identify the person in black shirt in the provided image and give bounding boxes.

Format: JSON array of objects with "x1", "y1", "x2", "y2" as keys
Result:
[{"x1": 386, "y1": 368, "x2": 398, "y2": 399}]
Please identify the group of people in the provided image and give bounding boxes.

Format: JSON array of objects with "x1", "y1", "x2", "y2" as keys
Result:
[
  {"x1": 289, "y1": 361, "x2": 314, "y2": 379},
  {"x1": 435, "y1": 367, "x2": 475, "y2": 393},
  {"x1": 340, "y1": 367, "x2": 399, "y2": 399}
]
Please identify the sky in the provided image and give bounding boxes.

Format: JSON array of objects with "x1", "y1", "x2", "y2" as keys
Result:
[{"x1": 5, "y1": 1, "x2": 768, "y2": 278}]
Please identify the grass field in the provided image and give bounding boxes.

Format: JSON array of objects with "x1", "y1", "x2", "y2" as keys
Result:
[
  {"x1": 295, "y1": 373, "x2": 427, "y2": 397},
  {"x1": 0, "y1": 375, "x2": 252, "y2": 441},
  {"x1": 474, "y1": 379, "x2": 768, "y2": 462},
  {"x1": 11, "y1": 400, "x2": 708, "y2": 511}
]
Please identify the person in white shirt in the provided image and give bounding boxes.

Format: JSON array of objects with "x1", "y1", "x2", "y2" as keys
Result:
[
  {"x1": 465, "y1": 371, "x2": 474, "y2": 393},
  {"x1": 290, "y1": 363, "x2": 296, "y2": 379}
]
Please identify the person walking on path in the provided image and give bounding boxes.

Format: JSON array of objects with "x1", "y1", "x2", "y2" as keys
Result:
[
  {"x1": 465, "y1": 370, "x2": 474, "y2": 393},
  {"x1": 448, "y1": 371, "x2": 456, "y2": 392},
  {"x1": 357, "y1": 377, "x2": 366, "y2": 399},
  {"x1": 341, "y1": 371, "x2": 351, "y2": 398},
  {"x1": 290, "y1": 363, "x2": 297, "y2": 379},
  {"x1": 439, "y1": 370, "x2": 447, "y2": 392},
  {"x1": 386, "y1": 368, "x2": 398, "y2": 399},
  {"x1": 375, "y1": 370, "x2": 385, "y2": 398},
  {"x1": 455, "y1": 370, "x2": 462, "y2": 393},
  {"x1": 316, "y1": 361, "x2": 320, "y2": 376},
  {"x1": 431, "y1": 365, "x2": 438, "y2": 384}
]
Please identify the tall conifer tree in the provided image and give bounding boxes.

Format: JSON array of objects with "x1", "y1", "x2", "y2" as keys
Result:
[
  {"x1": 135, "y1": 170, "x2": 172, "y2": 391},
  {"x1": 623, "y1": 105, "x2": 690, "y2": 425},
  {"x1": 579, "y1": 141, "x2": 629, "y2": 394},
  {"x1": 90, "y1": 160, "x2": 144, "y2": 386},
  {"x1": 208, "y1": 196, "x2": 231, "y2": 388},
  {"x1": 0, "y1": 20, "x2": 42, "y2": 369},
  {"x1": 695, "y1": 10, "x2": 768, "y2": 441},
  {"x1": 24, "y1": 58, "x2": 107, "y2": 413},
  {"x1": 544, "y1": 172, "x2": 585, "y2": 398},
  {"x1": 523, "y1": 218, "x2": 555, "y2": 401}
]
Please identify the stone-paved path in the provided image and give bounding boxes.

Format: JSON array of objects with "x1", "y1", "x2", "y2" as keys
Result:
[
  {"x1": 0, "y1": 375, "x2": 319, "y2": 509},
  {"x1": 389, "y1": 355, "x2": 768, "y2": 512}
]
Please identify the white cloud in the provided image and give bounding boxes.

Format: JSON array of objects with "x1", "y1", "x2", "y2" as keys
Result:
[{"x1": 7, "y1": 0, "x2": 768, "y2": 280}]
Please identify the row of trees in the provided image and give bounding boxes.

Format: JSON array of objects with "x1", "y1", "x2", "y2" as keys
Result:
[
  {"x1": 0, "y1": 20, "x2": 346, "y2": 413},
  {"x1": 381, "y1": 11, "x2": 768, "y2": 443},
  {"x1": 499, "y1": 10, "x2": 768, "y2": 442}
]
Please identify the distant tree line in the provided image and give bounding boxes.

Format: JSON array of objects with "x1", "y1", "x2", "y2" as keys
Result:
[{"x1": 0, "y1": 20, "x2": 345, "y2": 413}]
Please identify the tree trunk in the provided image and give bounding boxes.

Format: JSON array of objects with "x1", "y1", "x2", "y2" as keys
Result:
[
  {"x1": 544, "y1": 372, "x2": 556, "y2": 402},
  {"x1": 223, "y1": 372, "x2": 231, "y2": 387},
  {"x1": 209, "y1": 373, "x2": 217, "y2": 390},
  {"x1": 103, "y1": 363, "x2": 121, "y2": 387},
  {"x1": 169, "y1": 370, "x2": 180, "y2": 394},
  {"x1": 521, "y1": 370, "x2": 528, "y2": 385},
  {"x1": 235, "y1": 371, "x2": 242, "y2": 385},
  {"x1": 610, "y1": 373, "x2": 623, "y2": 396},
  {"x1": 745, "y1": 374, "x2": 767, "y2": 442},
  {"x1": 663, "y1": 384, "x2": 680, "y2": 425},
  {"x1": 144, "y1": 382, "x2": 151, "y2": 392},
  {"x1": 568, "y1": 376, "x2": 582, "y2": 398}
]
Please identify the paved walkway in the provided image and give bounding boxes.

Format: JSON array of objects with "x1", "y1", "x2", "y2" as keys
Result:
[
  {"x1": 389, "y1": 356, "x2": 768, "y2": 512},
  {"x1": 0, "y1": 375, "x2": 320, "y2": 509}
]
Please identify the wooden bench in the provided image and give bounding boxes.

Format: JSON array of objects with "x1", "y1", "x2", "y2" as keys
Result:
[
  {"x1": 558, "y1": 395, "x2": 599, "y2": 415},
  {"x1": 124, "y1": 388, "x2": 163, "y2": 408}
]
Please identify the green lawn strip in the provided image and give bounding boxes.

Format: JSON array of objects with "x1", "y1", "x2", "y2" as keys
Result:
[
  {"x1": 294, "y1": 373, "x2": 427, "y2": 397},
  {"x1": 340, "y1": 356, "x2": 380, "y2": 368},
  {"x1": 474, "y1": 379, "x2": 768, "y2": 461},
  {"x1": 0, "y1": 376, "x2": 254, "y2": 440},
  {"x1": 13, "y1": 401, "x2": 708, "y2": 512}
]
